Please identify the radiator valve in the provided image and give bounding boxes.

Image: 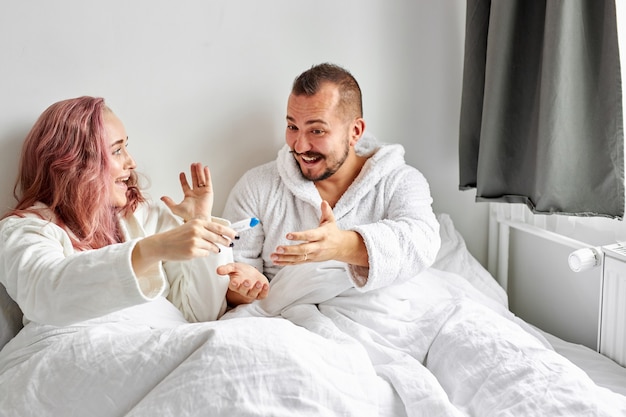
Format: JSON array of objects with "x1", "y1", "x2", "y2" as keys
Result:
[{"x1": 568, "y1": 247, "x2": 602, "y2": 272}]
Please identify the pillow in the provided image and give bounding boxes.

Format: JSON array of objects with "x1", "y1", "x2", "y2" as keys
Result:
[
  {"x1": 432, "y1": 213, "x2": 509, "y2": 308},
  {"x1": 0, "y1": 282, "x2": 23, "y2": 350}
]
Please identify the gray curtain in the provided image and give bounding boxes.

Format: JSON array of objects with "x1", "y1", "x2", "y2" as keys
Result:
[{"x1": 459, "y1": 0, "x2": 625, "y2": 219}]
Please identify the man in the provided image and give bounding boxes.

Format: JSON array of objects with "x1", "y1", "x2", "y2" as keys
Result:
[{"x1": 219, "y1": 63, "x2": 440, "y2": 295}]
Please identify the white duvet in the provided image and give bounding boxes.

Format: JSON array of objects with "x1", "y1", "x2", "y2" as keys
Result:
[
  {"x1": 1, "y1": 263, "x2": 625, "y2": 416},
  {"x1": 1, "y1": 215, "x2": 625, "y2": 416},
  {"x1": 225, "y1": 262, "x2": 626, "y2": 417}
]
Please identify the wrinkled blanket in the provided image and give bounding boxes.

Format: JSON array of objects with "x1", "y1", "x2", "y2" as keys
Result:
[
  {"x1": 224, "y1": 262, "x2": 626, "y2": 417},
  {"x1": 1, "y1": 262, "x2": 626, "y2": 416}
]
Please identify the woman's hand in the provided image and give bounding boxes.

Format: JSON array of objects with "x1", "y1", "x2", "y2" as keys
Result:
[
  {"x1": 132, "y1": 219, "x2": 236, "y2": 276},
  {"x1": 217, "y1": 262, "x2": 270, "y2": 306},
  {"x1": 161, "y1": 163, "x2": 214, "y2": 222}
]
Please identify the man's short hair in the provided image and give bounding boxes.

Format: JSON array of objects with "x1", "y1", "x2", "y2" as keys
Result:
[{"x1": 291, "y1": 63, "x2": 363, "y2": 120}]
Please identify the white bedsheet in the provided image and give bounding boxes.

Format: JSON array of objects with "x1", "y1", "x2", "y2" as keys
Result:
[{"x1": 540, "y1": 328, "x2": 626, "y2": 397}]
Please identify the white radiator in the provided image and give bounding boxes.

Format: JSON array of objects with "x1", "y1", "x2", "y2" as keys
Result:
[
  {"x1": 569, "y1": 243, "x2": 626, "y2": 366},
  {"x1": 490, "y1": 203, "x2": 626, "y2": 364},
  {"x1": 598, "y1": 243, "x2": 626, "y2": 367}
]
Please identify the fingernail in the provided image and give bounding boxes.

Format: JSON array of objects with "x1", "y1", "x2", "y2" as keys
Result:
[
  {"x1": 235, "y1": 235, "x2": 241, "y2": 240},
  {"x1": 229, "y1": 242, "x2": 234, "y2": 247}
]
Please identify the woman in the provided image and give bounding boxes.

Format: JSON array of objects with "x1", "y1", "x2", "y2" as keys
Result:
[{"x1": 0, "y1": 96, "x2": 268, "y2": 331}]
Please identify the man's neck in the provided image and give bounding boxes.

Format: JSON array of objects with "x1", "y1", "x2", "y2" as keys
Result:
[{"x1": 314, "y1": 155, "x2": 368, "y2": 208}]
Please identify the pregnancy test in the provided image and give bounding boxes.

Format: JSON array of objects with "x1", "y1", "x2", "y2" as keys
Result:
[{"x1": 230, "y1": 217, "x2": 260, "y2": 233}]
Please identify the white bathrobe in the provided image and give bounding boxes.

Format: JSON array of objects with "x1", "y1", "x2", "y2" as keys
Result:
[
  {"x1": 222, "y1": 132, "x2": 441, "y2": 291},
  {"x1": 0, "y1": 202, "x2": 232, "y2": 328}
]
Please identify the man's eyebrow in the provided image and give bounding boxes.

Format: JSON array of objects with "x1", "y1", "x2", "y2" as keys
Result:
[{"x1": 286, "y1": 116, "x2": 328, "y2": 125}]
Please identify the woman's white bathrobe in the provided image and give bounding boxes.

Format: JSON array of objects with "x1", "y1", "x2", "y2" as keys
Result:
[
  {"x1": 222, "y1": 133, "x2": 441, "y2": 291},
  {"x1": 0, "y1": 202, "x2": 232, "y2": 331}
]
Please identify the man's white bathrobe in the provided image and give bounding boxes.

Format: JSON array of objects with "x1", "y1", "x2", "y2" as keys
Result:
[
  {"x1": 0, "y1": 202, "x2": 232, "y2": 329},
  {"x1": 223, "y1": 132, "x2": 441, "y2": 291}
]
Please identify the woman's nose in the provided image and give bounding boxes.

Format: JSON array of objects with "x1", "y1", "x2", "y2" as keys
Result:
[{"x1": 125, "y1": 150, "x2": 137, "y2": 170}]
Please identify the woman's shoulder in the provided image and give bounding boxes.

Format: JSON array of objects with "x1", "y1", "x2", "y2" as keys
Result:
[
  {"x1": 0, "y1": 206, "x2": 66, "y2": 240},
  {"x1": 1, "y1": 202, "x2": 54, "y2": 225}
]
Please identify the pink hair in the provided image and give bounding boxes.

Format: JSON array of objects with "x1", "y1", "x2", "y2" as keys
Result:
[{"x1": 5, "y1": 96, "x2": 145, "y2": 249}]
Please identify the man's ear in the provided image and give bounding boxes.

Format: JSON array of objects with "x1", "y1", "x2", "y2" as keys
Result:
[{"x1": 350, "y1": 117, "x2": 366, "y2": 146}]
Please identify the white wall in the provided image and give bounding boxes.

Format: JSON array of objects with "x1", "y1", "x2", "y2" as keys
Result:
[{"x1": 0, "y1": 0, "x2": 489, "y2": 264}]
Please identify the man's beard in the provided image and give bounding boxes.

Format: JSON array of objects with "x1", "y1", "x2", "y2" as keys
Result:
[{"x1": 293, "y1": 142, "x2": 350, "y2": 182}]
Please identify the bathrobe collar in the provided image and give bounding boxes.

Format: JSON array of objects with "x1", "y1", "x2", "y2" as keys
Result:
[{"x1": 276, "y1": 131, "x2": 407, "y2": 219}]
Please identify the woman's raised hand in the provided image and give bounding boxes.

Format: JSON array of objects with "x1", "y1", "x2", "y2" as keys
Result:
[{"x1": 161, "y1": 163, "x2": 214, "y2": 222}]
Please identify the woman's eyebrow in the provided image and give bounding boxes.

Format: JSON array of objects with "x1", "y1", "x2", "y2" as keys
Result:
[{"x1": 110, "y1": 137, "x2": 128, "y2": 147}]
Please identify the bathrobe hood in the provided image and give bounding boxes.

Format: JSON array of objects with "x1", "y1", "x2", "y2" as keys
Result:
[{"x1": 276, "y1": 131, "x2": 405, "y2": 218}]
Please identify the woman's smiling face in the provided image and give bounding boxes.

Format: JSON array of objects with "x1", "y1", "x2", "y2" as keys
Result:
[{"x1": 104, "y1": 110, "x2": 136, "y2": 208}]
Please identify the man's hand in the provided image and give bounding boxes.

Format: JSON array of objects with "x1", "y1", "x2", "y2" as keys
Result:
[{"x1": 270, "y1": 201, "x2": 368, "y2": 267}]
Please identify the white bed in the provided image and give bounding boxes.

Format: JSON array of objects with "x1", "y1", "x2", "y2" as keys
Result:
[{"x1": 0, "y1": 213, "x2": 625, "y2": 416}]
